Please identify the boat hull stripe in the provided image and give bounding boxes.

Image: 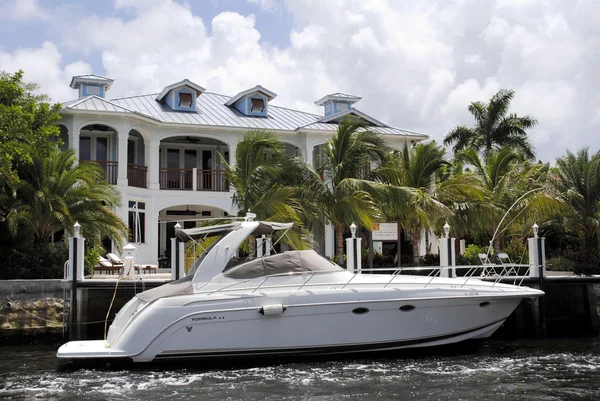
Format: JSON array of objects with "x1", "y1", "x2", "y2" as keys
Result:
[{"x1": 154, "y1": 317, "x2": 507, "y2": 360}]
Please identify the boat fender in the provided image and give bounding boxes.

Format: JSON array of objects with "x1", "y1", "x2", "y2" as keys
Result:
[{"x1": 258, "y1": 304, "x2": 287, "y2": 316}]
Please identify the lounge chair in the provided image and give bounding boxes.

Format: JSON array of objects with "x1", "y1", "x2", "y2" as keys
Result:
[{"x1": 93, "y1": 256, "x2": 122, "y2": 275}]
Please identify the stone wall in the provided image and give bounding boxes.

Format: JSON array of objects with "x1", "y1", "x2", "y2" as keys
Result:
[{"x1": 0, "y1": 280, "x2": 65, "y2": 337}]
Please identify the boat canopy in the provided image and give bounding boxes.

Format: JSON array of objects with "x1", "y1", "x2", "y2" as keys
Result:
[
  {"x1": 176, "y1": 221, "x2": 294, "y2": 242},
  {"x1": 223, "y1": 250, "x2": 343, "y2": 279}
]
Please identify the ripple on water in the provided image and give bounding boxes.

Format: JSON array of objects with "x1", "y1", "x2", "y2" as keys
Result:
[{"x1": 1, "y1": 340, "x2": 600, "y2": 400}]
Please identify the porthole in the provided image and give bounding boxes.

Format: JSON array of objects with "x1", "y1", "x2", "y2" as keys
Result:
[
  {"x1": 399, "y1": 305, "x2": 415, "y2": 312},
  {"x1": 479, "y1": 301, "x2": 491, "y2": 308},
  {"x1": 352, "y1": 307, "x2": 369, "y2": 315}
]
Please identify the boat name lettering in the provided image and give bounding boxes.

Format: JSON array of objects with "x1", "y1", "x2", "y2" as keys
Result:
[
  {"x1": 465, "y1": 291, "x2": 479, "y2": 296},
  {"x1": 192, "y1": 316, "x2": 225, "y2": 322}
]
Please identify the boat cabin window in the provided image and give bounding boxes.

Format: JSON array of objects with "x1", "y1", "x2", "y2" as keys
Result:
[{"x1": 223, "y1": 250, "x2": 343, "y2": 279}]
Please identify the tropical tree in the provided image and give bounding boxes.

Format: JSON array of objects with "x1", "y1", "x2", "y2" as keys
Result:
[
  {"x1": 300, "y1": 115, "x2": 409, "y2": 264},
  {"x1": 5, "y1": 144, "x2": 128, "y2": 247},
  {"x1": 0, "y1": 70, "x2": 61, "y2": 218},
  {"x1": 553, "y1": 148, "x2": 600, "y2": 266},
  {"x1": 222, "y1": 129, "x2": 305, "y2": 256},
  {"x1": 444, "y1": 89, "x2": 537, "y2": 160},
  {"x1": 454, "y1": 147, "x2": 560, "y2": 254},
  {"x1": 372, "y1": 141, "x2": 453, "y2": 262}
]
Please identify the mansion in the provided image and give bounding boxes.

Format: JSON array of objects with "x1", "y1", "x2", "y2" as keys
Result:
[{"x1": 58, "y1": 74, "x2": 429, "y2": 265}]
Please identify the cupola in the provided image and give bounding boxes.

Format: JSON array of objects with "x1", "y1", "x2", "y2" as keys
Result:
[
  {"x1": 70, "y1": 74, "x2": 114, "y2": 98},
  {"x1": 314, "y1": 93, "x2": 361, "y2": 117},
  {"x1": 225, "y1": 85, "x2": 277, "y2": 117},
  {"x1": 156, "y1": 79, "x2": 205, "y2": 112}
]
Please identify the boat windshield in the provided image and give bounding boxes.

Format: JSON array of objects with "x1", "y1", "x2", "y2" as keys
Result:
[{"x1": 223, "y1": 250, "x2": 343, "y2": 279}]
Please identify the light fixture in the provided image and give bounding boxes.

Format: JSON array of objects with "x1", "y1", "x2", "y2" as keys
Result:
[
  {"x1": 73, "y1": 221, "x2": 81, "y2": 238},
  {"x1": 350, "y1": 223, "x2": 357, "y2": 238},
  {"x1": 174, "y1": 222, "x2": 182, "y2": 231},
  {"x1": 443, "y1": 222, "x2": 450, "y2": 238},
  {"x1": 532, "y1": 223, "x2": 539, "y2": 238}
]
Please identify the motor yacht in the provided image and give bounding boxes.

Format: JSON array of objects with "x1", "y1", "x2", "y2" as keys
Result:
[{"x1": 57, "y1": 217, "x2": 543, "y2": 363}]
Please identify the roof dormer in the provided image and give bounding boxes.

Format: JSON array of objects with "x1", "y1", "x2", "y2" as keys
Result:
[
  {"x1": 70, "y1": 74, "x2": 114, "y2": 98},
  {"x1": 156, "y1": 79, "x2": 205, "y2": 112},
  {"x1": 314, "y1": 93, "x2": 361, "y2": 117},
  {"x1": 225, "y1": 85, "x2": 277, "y2": 117}
]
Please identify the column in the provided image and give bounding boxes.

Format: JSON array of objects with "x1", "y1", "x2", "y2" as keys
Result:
[
  {"x1": 306, "y1": 144, "x2": 314, "y2": 167},
  {"x1": 324, "y1": 223, "x2": 335, "y2": 258},
  {"x1": 147, "y1": 139, "x2": 160, "y2": 190},
  {"x1": 117, "y1": 132, "x2": 128, "y2": 186},
  {"x1": 439, "y1": 236, "x2": 456, "y2": 278},
  {"x1": 70, "y1": 131, "x2": 80, "y2": 164}
]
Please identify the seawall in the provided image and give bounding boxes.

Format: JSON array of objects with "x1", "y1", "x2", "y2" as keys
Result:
[{"x1": 1, "y1": 277, "x2": 599, "y2": 344}]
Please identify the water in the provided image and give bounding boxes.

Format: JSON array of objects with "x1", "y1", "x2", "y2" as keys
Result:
[{"x1": 1, "y1": 339, "x2": 599, "y2": 400}]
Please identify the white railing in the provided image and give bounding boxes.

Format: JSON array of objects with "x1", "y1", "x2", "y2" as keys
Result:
[{"x1": 197, "y1": 263, "x2": 537, "y2": 296}]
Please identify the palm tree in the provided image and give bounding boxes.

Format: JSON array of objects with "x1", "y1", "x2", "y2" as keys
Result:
[
  {"x1": 553, "y1": 148, "x2": 600, "y2": 265},
  {"x1": 300, "y1": 115, "x2": 407, "y2": 265},
  {"x1": 455, "y1": 147, "x2": 560, "y2": 253},
  {"x1": 222, "y1": 129, "x2": 305, "y2": 257},
  {"x1": 5, "y1": 144, "x2": 128, "y2": 247},
  {"x1": 444, "y1": 89, "x2": 537, "y2": 160},
  {"x1": 372, "y1": 141, "x2": 453, "y2": 263}
]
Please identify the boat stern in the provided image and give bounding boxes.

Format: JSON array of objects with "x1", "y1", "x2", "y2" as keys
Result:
[{"x1": 57, "y1": 340, "x2": 130, "y2": 360}]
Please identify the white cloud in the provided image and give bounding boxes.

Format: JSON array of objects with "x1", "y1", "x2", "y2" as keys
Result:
[
  {"x1": 4, "y1": 0, "x2": 600, "y2": 161},
  {"x1": 0, "y1": 42, "x2": 91, "y2": 101},
  {"x1": 248, "y1": 0, "x2": 281, "y2": 13},
  {"x1": 0, "y1": 0, "x2": 48, "y2": 21}
]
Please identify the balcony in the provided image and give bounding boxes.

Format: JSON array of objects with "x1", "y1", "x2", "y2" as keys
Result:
[
  {"x1": 127, "y1": 163, "x2": 147, "y2": 188},
  {"x1": 81, "y1": 160, "x2": 117, "y2": 185},
  {"x1": 160, "y1": 168, "x2": 227, "y2": 191}
]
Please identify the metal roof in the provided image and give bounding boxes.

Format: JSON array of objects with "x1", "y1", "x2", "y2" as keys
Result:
[
  {"x1": 225, "y1": 85, "x2": 277, "y2": 106},
  {"x1": 60, "y1": 91, "x2": 427, "y2": 138},
  {"x1": 318, "y1": 108, "x2": 387, "y2": 127},
  {"x1": 155, "y1": 79, "x2": 206, "y2": 102},
  {"x1": 69, "y1": 74, "x2": 114, "y2": 90},
  {"x1": 314, "y1": 93, "x2": 362, "y2": 106}
]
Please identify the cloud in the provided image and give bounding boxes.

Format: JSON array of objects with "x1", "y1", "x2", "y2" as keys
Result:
[
  {"x1": 4, "y1": 0, "x2": 600, "y2": 162},
  {"x1": 0, "y1": 42, "x2": 91, "y2": 101},
  {"x1": 0, "y1": 0, "x2": 48, "y2": 21},
  {"x1": 248, "y1": 0, "x2": 281, "y2": 13}
]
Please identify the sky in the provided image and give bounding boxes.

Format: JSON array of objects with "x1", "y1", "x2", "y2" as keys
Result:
[{"x1": 1, "y1": 0, "x2": 599, "y2": 162}]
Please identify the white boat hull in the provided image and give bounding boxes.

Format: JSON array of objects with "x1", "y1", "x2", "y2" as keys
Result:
[{"x1": 58, "y1": 281, "x2": 531, "y2": 362}]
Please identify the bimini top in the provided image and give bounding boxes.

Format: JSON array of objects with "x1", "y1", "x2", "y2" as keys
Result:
[
  {"x1": 176, "y1": 221, "x2": 294, "y2": 242},
  {"x1": 223, "y1": 250, "x2": 343, "y2": 279}
]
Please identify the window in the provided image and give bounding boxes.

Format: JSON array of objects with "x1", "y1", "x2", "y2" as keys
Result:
[
  {"x1": 179, "y1": 92, "x2": 192, "y2": 108},
  {"x1": 86, "y1": 85, "x2": 100, "y2": 95},
  {"x1": 325, "y1": 103, "x2": 331, "y2": 113},
  {"x1": 337, "y1": 102, "x2": 348, "y2": 110},
  {"x1": 251, "y1": 98, "x2": 265, "y2": 113},
  {"x1": 128, "y1": 201, "x2": 146, "y2": 243}
]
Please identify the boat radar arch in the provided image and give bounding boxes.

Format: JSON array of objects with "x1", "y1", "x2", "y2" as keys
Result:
[{"x1": 189, "y1": 220, "x2": 294, "y2": 284}]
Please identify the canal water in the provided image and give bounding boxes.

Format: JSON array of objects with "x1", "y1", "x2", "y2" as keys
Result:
[{"x1": 1, "y1": 339, "x2": 599, "y2": 400}]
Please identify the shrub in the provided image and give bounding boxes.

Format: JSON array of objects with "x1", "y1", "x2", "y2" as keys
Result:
[
  {"x1": 0, "y1": 241, "x2": 68, "y2": 279},
  {"x1": 462, "y1": 244, "x2": 488, "y2": 265},
  {"x1": 504, "y1": 238, "x2": 529, "y2": 263},
  {"x1": 546, "y1": 256, "x2": 576, "y2": 272}
]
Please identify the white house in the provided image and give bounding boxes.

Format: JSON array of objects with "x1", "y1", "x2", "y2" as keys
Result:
[{"x1": 57, "y1": 74, "x2": 428, "y2": 265}]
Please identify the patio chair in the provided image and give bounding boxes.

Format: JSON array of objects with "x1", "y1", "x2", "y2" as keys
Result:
[
  {"x1": 134, "y1": 264, "x2": 158, "y2": 274},
  {"x1": 497, "y1": 253, "x2": 518, "y2": 276},
  {"x1": 478, "y1": 253, "x2": 498, "y2": 276}
]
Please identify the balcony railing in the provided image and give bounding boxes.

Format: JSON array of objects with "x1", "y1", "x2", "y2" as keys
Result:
[
  {"x1": 127, "y1": 163, "x2": 147, "y2": 188},
  {"x1": 197, "y1": 169, "x2": 227, "y2": 192},
  {"x1": 159, "y1": 168, "x2": 228, "y2": 191},
  {"x1": 160, "y1": 168, "x2": 194, "y2": 190},
  {"x1": 80, "y1": 160, "x2": 117, "y2": 185}
]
